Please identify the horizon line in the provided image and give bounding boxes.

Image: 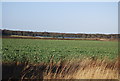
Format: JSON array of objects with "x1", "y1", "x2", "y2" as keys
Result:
[{"x1": 1, "y1": 28, "x2": 118, "y2": 34}]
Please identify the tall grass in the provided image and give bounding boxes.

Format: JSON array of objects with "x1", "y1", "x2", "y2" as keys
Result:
[{"x1": 2, "y1": 58, "x2": 119, "y2": 80}]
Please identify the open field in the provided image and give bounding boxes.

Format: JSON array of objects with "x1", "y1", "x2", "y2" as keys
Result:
[
  {"x1": 2, "y1": 38, "x2": 119, "y2": 80},
  {"x1": 2, "y1": 38, "x2": 118, "y2": 63}
]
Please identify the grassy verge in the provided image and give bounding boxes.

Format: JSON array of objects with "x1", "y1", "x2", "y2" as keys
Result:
[{"x1": 2, "y1": 58, "x2": 118, "y2": 80}]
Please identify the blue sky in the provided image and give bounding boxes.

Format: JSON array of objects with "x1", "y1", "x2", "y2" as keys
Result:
[
  {"x1": 0, "y1": 2, "x2": 2, "y2": 28},
  {"x1": 2, "y1": 2, "x2": 118, "y2": 34}
]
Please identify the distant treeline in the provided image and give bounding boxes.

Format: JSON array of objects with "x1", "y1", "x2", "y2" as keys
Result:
[{"x1": 1, "y1": 29, "x2": 120, "y2": 39}]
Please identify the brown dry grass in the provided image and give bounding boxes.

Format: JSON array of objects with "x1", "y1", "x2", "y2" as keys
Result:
[
  {"x1": 43, "y1": 59, "x2": 118, "y2": 79},
  {"x1": 2, "y1": 58, "x2": 119, "y2": 80}
]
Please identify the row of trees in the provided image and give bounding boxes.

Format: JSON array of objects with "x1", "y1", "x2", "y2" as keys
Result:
[{"x1": 1, "y1": 29, "x2": 120, "y2": 39}]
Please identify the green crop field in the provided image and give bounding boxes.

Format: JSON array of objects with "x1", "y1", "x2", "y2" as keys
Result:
[{"x1": 2, "y1": 38, "x2": 118, "y2": 63}]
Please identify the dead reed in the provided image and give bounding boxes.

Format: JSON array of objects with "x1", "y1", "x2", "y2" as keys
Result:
[{"x1": 2, "y1": 58, "x2": 119, "y2": 80}]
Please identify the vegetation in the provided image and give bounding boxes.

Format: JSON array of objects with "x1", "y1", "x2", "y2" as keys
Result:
[
  {"x1": 2, "y1": 38, "x2": 118, "y2": 63},
  {"x1": 2, "y1": 29, "x2": 119, "y2": 39},
  {"x1": 2, "y1": 58, "x2": 118, "y2": 80},
  {"x1": 2, "y1": 38, "x2": 119, "y2": 80}
]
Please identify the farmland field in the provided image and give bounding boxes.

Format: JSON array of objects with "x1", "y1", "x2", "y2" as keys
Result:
[{"x1": 2, "y1": 38, "x2": 118, "y2": 63}]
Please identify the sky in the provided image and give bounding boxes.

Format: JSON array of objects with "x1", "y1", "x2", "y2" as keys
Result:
[
  {"x1": 0, "y1": 2, "x2": 2, "y2": 28},
  {"x1": 1, "y1": 0, "x2": 119, "y2": 2},
  {"x1": 1, "y1": 2, "x2": 118, "y2": 34}
]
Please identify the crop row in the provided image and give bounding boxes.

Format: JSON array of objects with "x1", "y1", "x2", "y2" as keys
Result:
[{"x1": 2, "y1": 38, "x2": 118, "y2": 63}]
